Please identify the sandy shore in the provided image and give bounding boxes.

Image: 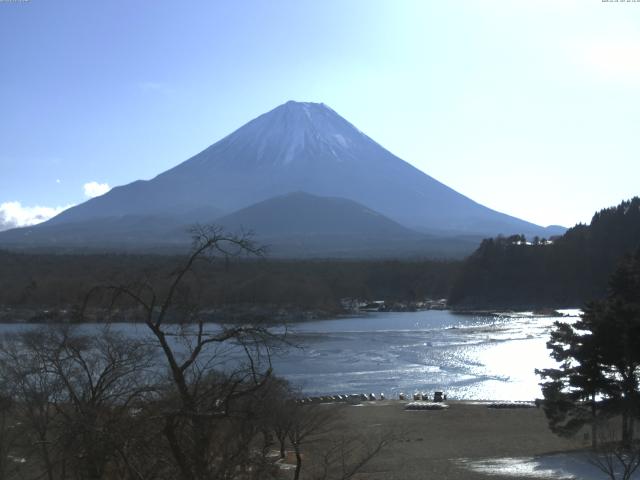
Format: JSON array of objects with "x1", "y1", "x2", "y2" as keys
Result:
[{"x1": 304, "y1": 400, "x2": 587, "y2": 480}]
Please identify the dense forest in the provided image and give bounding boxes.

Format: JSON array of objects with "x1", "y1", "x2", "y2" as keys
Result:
[
  {"x1": 449, "y1": 197, "x2": 640, "y2": 309},
  {"x1": 0, "y1": 249, "x2": 459, "y2": 322},
  {"x1": 2, "y1": 197, "x2": 639, "y2": 319}
]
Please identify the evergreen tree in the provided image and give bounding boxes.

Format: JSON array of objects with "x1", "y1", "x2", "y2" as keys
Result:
[
  {"x1": 536, "y1": 308, "x2": 609, "y2": 447},
  {"x1": 537, "y1": 248, "x2": 640, "y2": 447}
]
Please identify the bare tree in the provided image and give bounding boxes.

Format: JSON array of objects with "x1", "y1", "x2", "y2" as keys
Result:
[
  {"x1": 0, "y1": 324, "x2": 158, "y2": 480},
  {"x1": 0, "y1": 391, "x2": 23, "y2": 480},
  {"x1": 311, "y1": 431, "x2": 392, "y2": 480},
  {"x1": 85, "y1": 225, "x2": 284, "y2": 480},
  {"x1": 589, "y1": 422, "x2": 640, "y2": 480},
  {"x1": 287, "y1": 404, "x2": 333, "y2": 480},
  {"x1": 281, "y1": 402, "x2": 394, "y2": 480},
  {"x1": 269, "y1": 383, "x2": 297, "y2": 460},
  {"x1": 0, "y1": 329, "x2": 65, "y2": 479}
]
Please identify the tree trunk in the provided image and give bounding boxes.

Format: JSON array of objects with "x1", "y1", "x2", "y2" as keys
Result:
[
  {"x1": 622, "y1": 411, "x2": 630, "y2": 447},
  {"x1": 591, "y1": 393, "x2": 598, "y2": 449},
  {"x1": 191, "y1": 415, "x2": 211, "y2": 480},
  {"x1": 275, "y1": 431, "x2": 286, "y2": 459},
  {"x1": 261, "y1": 430, "x2": 272, "y2": 456},
  {"x1": 39, "y1": 442, "x2": 55, "y2": 480},
  {"x1": 293, "y1": 442, "x2": 302, "y2": 480},
  {"x1": 163, "y1": 415, "x2": 194, "y2": 480}
]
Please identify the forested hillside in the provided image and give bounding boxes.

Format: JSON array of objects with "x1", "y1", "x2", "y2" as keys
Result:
[{"x1": 449, "y1": 197, "x2": 640, "y2": 309}]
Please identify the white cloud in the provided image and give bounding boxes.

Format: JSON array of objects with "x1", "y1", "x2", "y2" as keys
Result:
[
  {"x1": 0, "y1": 201, "x2": 73, "y2": 231},
  {"x1": 83, "y1": 181, "x2": 111, "y2": 198}
]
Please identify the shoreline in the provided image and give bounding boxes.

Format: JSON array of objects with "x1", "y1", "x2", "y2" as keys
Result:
[
  {"x1": 0, "y1": 303, "x2": 582, "y2": 324},
  {"x1": 298, "y1": 396, "x2": 541, "y2": 406}
]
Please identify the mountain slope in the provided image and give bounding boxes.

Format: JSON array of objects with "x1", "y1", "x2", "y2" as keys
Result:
[
  {"x1": 0, "y1": 206, "x2": 222, "y2": 250},
  {"x1": 216, "y1": 192, "x2": 418, "y2": 237},
  {"x1": 43, "y1": 101, "x2": 558, "y2": 238},
  {"x1": 212, "y1": 192, "x2": 478, "y2": 258}
]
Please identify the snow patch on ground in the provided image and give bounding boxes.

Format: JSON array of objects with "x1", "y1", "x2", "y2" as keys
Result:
[{"x1": 456, "y1": 453, "x2": 639, "y2": 479}]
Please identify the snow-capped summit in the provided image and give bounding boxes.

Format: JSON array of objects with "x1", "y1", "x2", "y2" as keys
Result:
[{"x1": 178, "y1": 100, "x2": 367, "y2": 170}]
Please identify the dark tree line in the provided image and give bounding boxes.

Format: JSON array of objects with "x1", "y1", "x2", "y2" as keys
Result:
[
  {"x1": 0, "y1": 249, "x2": 459, "y2": 322},
  {"x1": 450, "y1": 197, "x2": 640, "y2": 309}
]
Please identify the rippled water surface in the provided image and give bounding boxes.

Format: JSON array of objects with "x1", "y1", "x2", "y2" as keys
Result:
[{"x1": 273, "y1": 309, "x2": 580, "y2": 400}]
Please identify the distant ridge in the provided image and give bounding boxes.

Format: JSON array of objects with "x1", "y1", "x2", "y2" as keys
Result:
[
  {"x1": 216, "y1": 192, "x2": 417, "y2": 237},
  {"x1": 212, "y1": 192, "x2": 440, "y2": 257}
]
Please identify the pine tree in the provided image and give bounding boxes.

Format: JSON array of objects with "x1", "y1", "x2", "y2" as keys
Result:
[{"x1": 537, "y1": 248, "x2": 640, "y2": 447}]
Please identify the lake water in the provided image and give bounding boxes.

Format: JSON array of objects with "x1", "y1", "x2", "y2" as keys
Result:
[
  {"x1": 273, "y1": 309, "x2": 579, "y2": 400},
  {"x1": 0, "y1": 309, "x2": 579, "y2": 401}
]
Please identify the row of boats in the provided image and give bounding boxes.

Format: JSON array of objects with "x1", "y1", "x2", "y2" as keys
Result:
[
  {"x1": 297, "y1": 393, "x2": 386, "y2": 404},
  {"x1": 297, "y1": 391, "x2": 448, "y2": 405},
  {"x1": 400, "y1": 391, "x2": 446, "y2": 402}
]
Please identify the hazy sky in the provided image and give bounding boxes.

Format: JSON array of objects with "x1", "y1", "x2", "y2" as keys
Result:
[{"x1": 1, "y1": 0, "x2": 639, "y2": 229}]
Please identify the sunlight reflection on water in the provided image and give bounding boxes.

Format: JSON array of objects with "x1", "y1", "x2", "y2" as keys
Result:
[{"x1": 274, "y1": 309, "x2": 580, "y2": 400}]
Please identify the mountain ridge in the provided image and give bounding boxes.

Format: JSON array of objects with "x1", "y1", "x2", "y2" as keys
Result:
[{"x1": 0, "y1": 100, "x2": 565, "y2": 255}]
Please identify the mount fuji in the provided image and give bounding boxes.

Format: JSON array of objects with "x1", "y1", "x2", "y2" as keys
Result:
[{"x1": 0, "y1": 101, "x2": 564, "y2": 256}]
